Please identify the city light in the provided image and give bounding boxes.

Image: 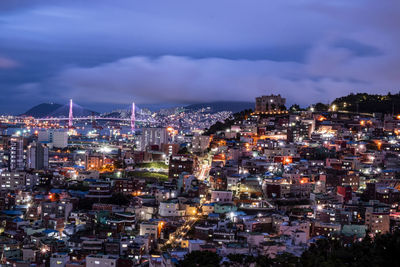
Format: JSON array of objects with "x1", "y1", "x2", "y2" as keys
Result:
[{"x1": 0, "y1": 2, "x2": 397, "y2": 263}]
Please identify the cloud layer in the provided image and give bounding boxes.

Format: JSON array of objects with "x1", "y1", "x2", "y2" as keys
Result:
[
  {"x1": 0, "y1": 56, "x2": 18, "y2": 68},
  {"x1": 0, "y1": 0, "x2": 399, "y2": 113},
  {"x1": 52, "y1": 39, "x2": 399, "y2": 105}
]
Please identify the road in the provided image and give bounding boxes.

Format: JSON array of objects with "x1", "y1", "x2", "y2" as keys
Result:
[
  {"x1": 163, "y1": 216, "x2": 199, "y2": 247},
  {"x1": 162, "y1": 154, "x2": 211, "y2": 249}
]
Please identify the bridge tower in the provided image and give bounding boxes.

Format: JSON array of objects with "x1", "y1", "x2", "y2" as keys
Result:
[
  {"x1": 91, "y1": 111, "x2": 97, "y2": 129},
  {"x1": 68, "y1": 99, "x2": 73, "y2": 128},
  {"x1": 131, "y1": 102, "x2": 135, "y2": 133}
]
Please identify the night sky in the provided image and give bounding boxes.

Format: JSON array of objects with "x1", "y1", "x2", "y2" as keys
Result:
[{"x1": 0, "y1": 0, "x2": 399, "y2": 113}]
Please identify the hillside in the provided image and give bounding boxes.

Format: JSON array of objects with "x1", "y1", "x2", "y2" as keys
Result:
[
  {"x1": 332, "y1": 92, "x2": 400, "y2": 114},
  {"x1": 22, "y1": 103, "x2": 63, "y2": 117},
  {"x1": 185, "y1": 101, "x2": 254, "y2": 113},
  {"x1": 22, "y1": 103, "x2": 99, "y2": 118}
]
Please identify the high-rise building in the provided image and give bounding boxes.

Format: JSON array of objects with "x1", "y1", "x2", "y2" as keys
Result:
[
  {"x1": 0, "y1": 172, "x2": 39, "y2": 190},
  {"x1": 9, "y1": 137, "x2": 24, "y2": 171},
  {"x1": 38, "y1": 130, "x2": 68, "y2": 148},
  {"x1": 27, "y1": 142, "x2": 49, "y2": 170},
  {"x1": 138, "y1": 128, "x2": 169, "y2": 151},
  {"x1": 255, "y1": 94, "x2": 286, "y2": 113}
]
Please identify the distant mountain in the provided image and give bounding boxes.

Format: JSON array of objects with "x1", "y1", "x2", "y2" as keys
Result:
[
  {"x1": 138, "y1": 103, "x2": 182, "y2": 111},
  {"x1": 101, "y1": 110, "x2": 130, "y2": 118},
  {"x1": 185, "y1": 101, "x2": 254, "y2": 113},
  {"x1": 22, "y1": 103, "x2": 99, "y2": 118},
  {"x1": 21, "y1": 101, "x2": 254, "y2": 118},
  {"x1": 22, "y1": 103, "x2": 63, "y2": 117},
  {"x1": 49, "y1": 105, "x2": 99, "y2": 117}
]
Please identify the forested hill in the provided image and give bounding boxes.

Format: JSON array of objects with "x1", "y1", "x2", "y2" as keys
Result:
[{"x1": 332, "y1": 92, "x2": 400, "y2": 114}]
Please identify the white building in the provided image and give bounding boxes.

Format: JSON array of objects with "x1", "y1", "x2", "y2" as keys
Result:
[
  {"x1": 38, "y1": 130, "x2": 68, "y2": 148},
  {"x1": 279, "y1": 221, "x2": 310, "y2": 245},
  {"x1": 138, "y1": 128, "x2": 168, "y2": 151},
  {"x1": 135, "y1": 205, "x2": 157, "y2": 221},
  {"x1": 76, "y1": 170, "x2": 99, "y2": 181},
  {"x1": 221, "y1": 243, "x2": 249, "y2": 256},
  {"x1": 9, "y1": 137, "x2": 24, "y2": 171},
  {"x1": 139, "y1": 222, "x2": 159, "y2": 238},
  {"x1": 159, "y1": 201, "x2": 185, "y2": 217},
  {"x1": 227, "y1": 174, "x2": 242, "y2": 191},
  {"x1": 41, "y1": 201, "x2": 73, "y2": 220},
  {"x1": 188, "y1": 240, "x2": 206, "y2": 252},
  {"x1": 50, "y1": 253, "x2": 69, "y2": 267},
  {"x1": 86, "y1": 255, "x2": 118, "y2": 267},
  {"x1": 154, "y1": 189, "x2": 178, "y2": 204}
]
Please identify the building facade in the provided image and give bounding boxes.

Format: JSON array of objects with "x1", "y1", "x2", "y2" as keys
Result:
[
  {"x1": 27, "y1": 142, "x2": 49, "y2": 170},
  {"x1": 255, "y1": 94, "x2": 286, "y2": 113}
]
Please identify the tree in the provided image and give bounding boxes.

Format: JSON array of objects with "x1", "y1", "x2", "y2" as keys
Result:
[
  {"x1": 254, "y1": 255, "x2": 274, "y2": 267},
  {"x1": 106, "y1": 193, "x2": 131, "y2": 205},
  {"x1": 289, "y1": 104, "x2": 301, "y2": 112},
  {"x1": 177, "y1": 251, "x2": 221, "y2": 267},
  {"x1": 300, "y1": 230, "x2": 400, "y2": 267},
  {"x1": 178, "y1": 147, "x2": 190, "y2": 154},
  {"x1": 114, "y1": 159, "x2": 125, "y2": 169},
  {"x1": 331, "y1": 92, "x2": 400, "y2": 114},
  {"x1": 224, "y1": 254, "x2": 256, "y2": 266},
  {"x1": 68, "y1": 183, "x2": 89, "y2": 191},
  {"x1": 314, "y1": 102, "x2": 329, "y2": 112},
  {"x1": 77, "y1": 198, "x2": 95, "y2": 210},
  {"x1": 274, "y1": 253, "x2": 298, "y2": 266}
]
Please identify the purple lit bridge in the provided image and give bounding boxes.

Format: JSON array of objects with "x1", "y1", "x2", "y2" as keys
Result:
[{"x1": 32, "y1": 100, "x2": 152, "y2": 132}]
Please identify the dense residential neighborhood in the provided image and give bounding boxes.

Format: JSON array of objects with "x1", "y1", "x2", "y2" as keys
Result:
[{"x1": 0, "y1": 94, "x2": 400, "y2": 266}]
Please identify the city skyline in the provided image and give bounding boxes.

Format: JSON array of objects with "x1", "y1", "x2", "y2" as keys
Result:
[
  {"x1": 1, "y1": 1, "x2": 400, "y2": 265},
  {"x1": 0, "y1": 0, "x2": 399, "y2": 113}
]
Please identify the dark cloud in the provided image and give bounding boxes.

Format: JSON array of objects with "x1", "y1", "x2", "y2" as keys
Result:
[
  {"x1": 49, "y1": 47, "x2": 398, "y2": 107},
  {"x1": 0, "y1": 0, "x2": 399, "y2": 113}
]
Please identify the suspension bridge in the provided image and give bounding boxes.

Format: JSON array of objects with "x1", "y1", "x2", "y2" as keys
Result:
[{"x1": 29, "y1": 100, "x2": 149, "y2": 132}]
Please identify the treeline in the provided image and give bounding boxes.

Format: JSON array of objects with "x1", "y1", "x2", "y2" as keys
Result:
[
  {"x1": 332, "y1": 92, "x2": 400, "y2": 114},
  {"x1": 177, "y1": 230, "x2": 400, "y2": 267},
  {"x1": 300, "y1": 230, "x2": 400, "y2": 267}
]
